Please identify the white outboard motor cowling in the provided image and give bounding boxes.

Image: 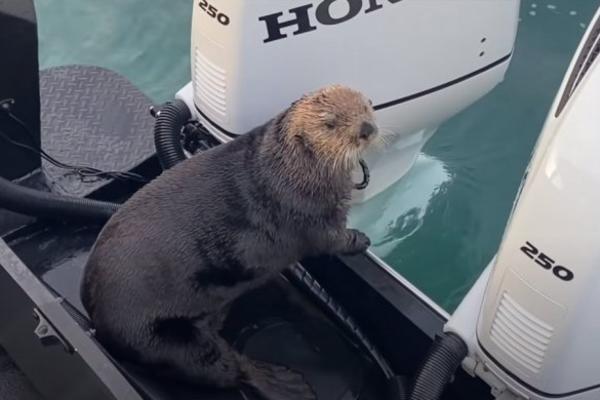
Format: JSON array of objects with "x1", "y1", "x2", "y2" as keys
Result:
[
  {"x1": 447, "y1": 6, "x2": 600, "y2": 400},
  {"x1": 176, "y1": 0, "x2": 520, "y2": 202}
]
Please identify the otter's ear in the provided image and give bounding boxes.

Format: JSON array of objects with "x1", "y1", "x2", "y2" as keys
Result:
[{"x1": 290, "y1": 93, "x2": 309, "y2": 109}]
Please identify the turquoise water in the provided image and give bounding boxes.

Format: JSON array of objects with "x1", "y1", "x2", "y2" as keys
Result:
[
  {"x1": 350, "y1": 0, "x2": 600, "y2": 311},
  {"x1": 35, "y1": 0, "x2": 599, "y2": 312}
]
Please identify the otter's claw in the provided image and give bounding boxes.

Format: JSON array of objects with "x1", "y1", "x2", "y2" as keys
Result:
[{"x1": 342, "y1": 229, "x2": 371, "y2": 255}]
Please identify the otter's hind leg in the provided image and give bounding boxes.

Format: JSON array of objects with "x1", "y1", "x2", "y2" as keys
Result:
[
  {"x1": 143, "y1": 320, "x2": 243, "y2": 388},
  {"x1": 141, "y1": 320, "x2": 316, "y2": 400}
]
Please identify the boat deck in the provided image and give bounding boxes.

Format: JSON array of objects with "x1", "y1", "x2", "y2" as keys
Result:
[{"x1": 0, "y1": 64, "x2": 493, "y2": 400}]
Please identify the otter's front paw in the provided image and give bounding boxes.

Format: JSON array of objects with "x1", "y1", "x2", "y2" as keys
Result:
[{"x1": 342, "y1": 229, "x2": 371, "y2": 255}]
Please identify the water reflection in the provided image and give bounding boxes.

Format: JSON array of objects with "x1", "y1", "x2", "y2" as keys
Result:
[{"x1": 349, "y1": 154, "x2": 451, "y2": 258}]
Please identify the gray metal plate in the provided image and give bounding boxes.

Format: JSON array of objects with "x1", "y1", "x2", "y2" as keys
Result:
[{"x1": 40, "y1": 65, "x2": 155, "y2": 197}]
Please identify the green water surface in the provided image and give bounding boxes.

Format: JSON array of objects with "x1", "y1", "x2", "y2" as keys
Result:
[{"x1": 34, "y1": 0, "x2": 600, "y2": 312}]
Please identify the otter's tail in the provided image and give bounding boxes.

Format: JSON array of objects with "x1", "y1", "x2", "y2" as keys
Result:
[{"x1": 241, "y1": 360, "x2": 317, "y2": 400}]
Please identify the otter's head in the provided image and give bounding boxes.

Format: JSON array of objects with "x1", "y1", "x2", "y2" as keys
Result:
[{"x1": 283, "y1": 85, "x2": 378, "y2": 171}]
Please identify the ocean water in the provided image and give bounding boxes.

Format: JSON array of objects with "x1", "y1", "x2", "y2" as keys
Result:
[
  {"x1": 350, "y1": 0, "x2": 600, "y2": 311},
  {"x1": 34, "y1": 0, "x2": 600, "y2": 312}
]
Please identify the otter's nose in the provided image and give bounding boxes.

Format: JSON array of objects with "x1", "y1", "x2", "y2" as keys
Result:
[{"x1": 359, "y1": 121, "x2": 377, "y2": 140}]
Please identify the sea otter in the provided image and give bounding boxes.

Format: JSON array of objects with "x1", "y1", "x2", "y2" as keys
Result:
[{"x1": 81, "y1": 85, "x2": 378, "y2": 400}]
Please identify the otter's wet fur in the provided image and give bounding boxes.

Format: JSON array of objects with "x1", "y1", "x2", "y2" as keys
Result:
[{"x1": 81, "y1": 85, "x2": 378, "y2": 400}]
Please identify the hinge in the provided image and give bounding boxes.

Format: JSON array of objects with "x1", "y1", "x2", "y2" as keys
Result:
[{"x1": 33, "y1": 308, "x2": 73, "y2": 353}]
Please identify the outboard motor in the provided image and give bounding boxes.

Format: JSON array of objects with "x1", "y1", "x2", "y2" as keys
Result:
[
  {"x1": 170, "y1": 0, "x2": 520, "y2": 202},
  {"x1": 446, "y1": 7, "x2": 600, "y2": 400}
]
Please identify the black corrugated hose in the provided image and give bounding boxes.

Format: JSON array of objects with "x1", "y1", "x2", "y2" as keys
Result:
[
  {"x1": 409, "y1": 332, "x2": 468, "y2": 400},
  {"x1": 0, "y1": 176, "x2": 119, "y2": 222},
  {"x1": 153, "y1": 99, "x2": 191, "y2": 170}
]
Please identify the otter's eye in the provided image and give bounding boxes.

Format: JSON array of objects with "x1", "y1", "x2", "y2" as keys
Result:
[{"x1": 323, "y1": 113, "x2": 337, "y2": 129}]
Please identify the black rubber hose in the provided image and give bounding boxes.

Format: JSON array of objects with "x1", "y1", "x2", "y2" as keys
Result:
[
  {"x1": 0, "y1": 176, "x2": 119, "y2": 222},
  {"x1": 153, "y1": 99, "x2": 191, "y2": 170},
  {"x1": 409, "y1": 332, "x2": 468, "y2": 400}
]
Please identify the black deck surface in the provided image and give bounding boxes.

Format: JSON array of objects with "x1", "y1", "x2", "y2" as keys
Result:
[{"x1": 6, "y1": 223, "x2": 386, "y2": 400}]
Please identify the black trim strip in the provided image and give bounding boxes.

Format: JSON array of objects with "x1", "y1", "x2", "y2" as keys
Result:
[
  {"x1": 194, "y1": 53, "x2": 512, "y2": 136},
  {"x1": 194, "y1": 105, "x2": 239, "y2": 138},
  {"x1": 340, "y1": 253, "x2": 447, "y2": 338},
  {"x1": 373, "y1": 53, "x2": 512, "y2": 111},
  {"x1": 478, "y1": 337, "x2": 600, "y2": 397}
]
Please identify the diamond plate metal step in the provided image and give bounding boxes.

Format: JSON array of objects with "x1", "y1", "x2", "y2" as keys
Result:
[{"x1": 40, "y1": 65, "x2": 155, "y2": 197}]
